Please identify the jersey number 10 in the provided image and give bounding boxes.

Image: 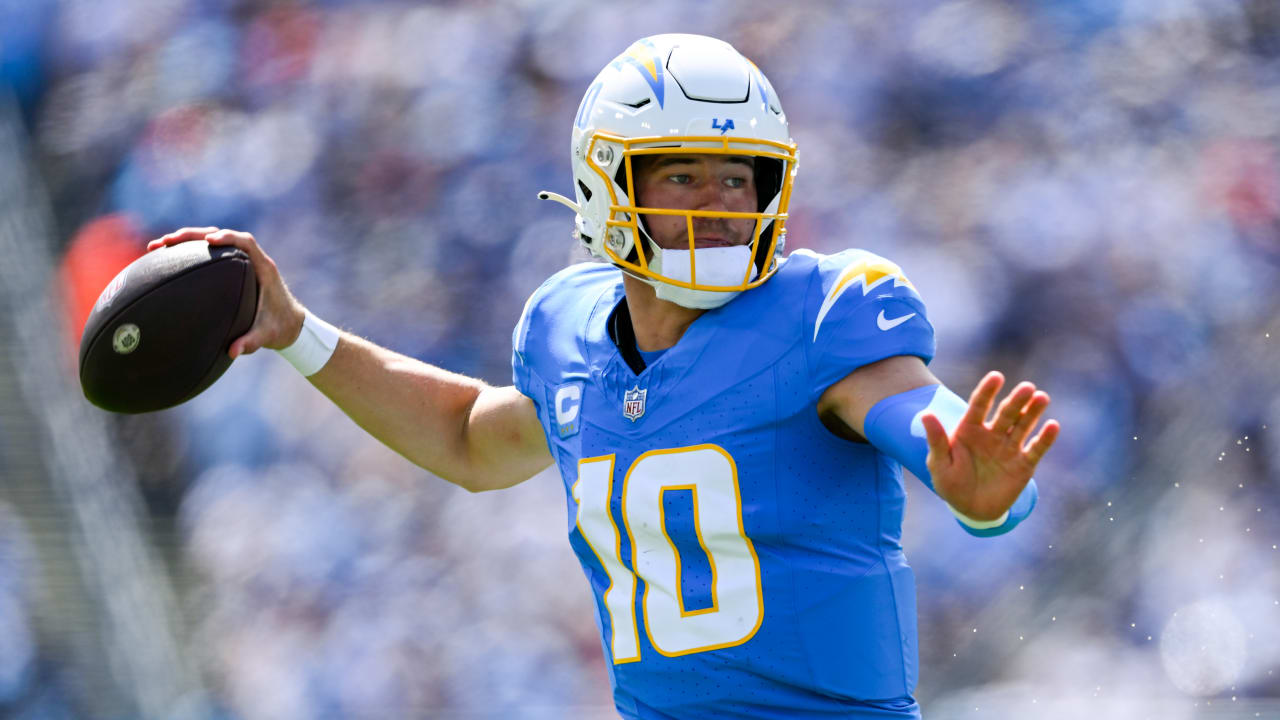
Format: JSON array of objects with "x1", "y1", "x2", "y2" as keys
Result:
[{"x1": 573, "y1": 444, "x2": 764, "y2": 663}]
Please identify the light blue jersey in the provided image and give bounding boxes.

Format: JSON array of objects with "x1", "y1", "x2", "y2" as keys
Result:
[{"x1": 512, "y1": 249, "x2": 937, "y2": 719}]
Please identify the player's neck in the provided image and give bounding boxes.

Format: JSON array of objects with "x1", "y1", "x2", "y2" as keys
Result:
[{"x1": 621, "y1": 274, "x2": 705, "y2": 352}]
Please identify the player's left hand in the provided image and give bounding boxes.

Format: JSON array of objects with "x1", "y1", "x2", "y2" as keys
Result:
[{"x1": 921, "y1": 371, "x2": 1060, "y2": 522}]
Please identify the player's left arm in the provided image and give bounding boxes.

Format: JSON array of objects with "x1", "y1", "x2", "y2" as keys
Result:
[{"x1": 817, "y1": 355, "x2": 1060, "y2": 534}]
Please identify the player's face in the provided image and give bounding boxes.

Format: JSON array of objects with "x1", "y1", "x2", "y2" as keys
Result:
[{"x1": 632, "y1": 154, "x2": 758, "y2": 251}]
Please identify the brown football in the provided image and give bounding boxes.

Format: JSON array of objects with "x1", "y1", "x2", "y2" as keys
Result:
[{"x1": 78, "y1": 240, "x2": 257, "y2": 413}]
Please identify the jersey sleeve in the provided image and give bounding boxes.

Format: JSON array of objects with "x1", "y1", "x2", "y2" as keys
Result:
[
  {"x1": 511, "y1": 262, "x2": 610, "y2": 401},
  {"x1": 511, "y1": 287, "x2": 540, "y2": 400},
  {"x1": 804, "y1": 249, "x2": 936, "y2": 401},
  {"x1": 511, "y1": 265, "x2": 575, "y2": 401}
]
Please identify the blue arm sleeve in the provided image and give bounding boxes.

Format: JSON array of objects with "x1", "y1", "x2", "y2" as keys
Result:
[{"x1": 862, "y1": 384, "x2": 1038, "y2": 538}]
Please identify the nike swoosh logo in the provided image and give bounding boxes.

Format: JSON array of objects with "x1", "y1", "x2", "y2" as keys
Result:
[{"x1": 877, "y1": 310, "x2": 917, "y2": 331}]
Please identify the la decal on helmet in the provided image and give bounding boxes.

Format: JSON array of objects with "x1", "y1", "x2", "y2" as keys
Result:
[{"x1": 539, "y1": 34, "x2": 799, "y2": 309}]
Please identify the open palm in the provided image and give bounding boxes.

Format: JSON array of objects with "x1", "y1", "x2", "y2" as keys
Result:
[{"x1": 922, "y1": 371, "x2": 1060, "y2": 522}]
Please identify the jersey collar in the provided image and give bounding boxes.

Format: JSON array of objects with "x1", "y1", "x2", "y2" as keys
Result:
[{"x1": 585, "y1": 276, "x2": 721, "y2": 401}]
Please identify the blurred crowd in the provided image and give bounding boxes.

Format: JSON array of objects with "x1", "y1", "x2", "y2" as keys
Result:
[{"x1": 2, "y1": 0, "x2": 1279, "y2": 718}]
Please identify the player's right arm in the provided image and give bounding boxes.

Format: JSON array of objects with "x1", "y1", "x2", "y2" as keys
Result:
[
  {"x1": 306, "y1": 337, "x2": 552, "y2": 492},
  {"x1": 149, "y1": 227, "x2": 553, "y2": 493}
]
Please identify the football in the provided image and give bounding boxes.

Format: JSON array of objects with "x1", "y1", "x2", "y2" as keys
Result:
[{"x1": 78, "y1": 240, "x2": 258, "y2": 413}]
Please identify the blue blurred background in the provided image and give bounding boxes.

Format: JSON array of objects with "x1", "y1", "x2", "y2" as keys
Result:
[{"x1": 0, "y1": 1, "x2": 1278, "y2": 718}]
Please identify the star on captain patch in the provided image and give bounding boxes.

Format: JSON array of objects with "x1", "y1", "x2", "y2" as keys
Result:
[{"x1": 623, "y1": 385, "x2": 647, "y2": 422}]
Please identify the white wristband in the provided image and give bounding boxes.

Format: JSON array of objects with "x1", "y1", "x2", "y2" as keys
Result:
[
  {"x1": 946, "y1": 503, "x2": 1010, "y2": 530},
  {"x1": 276, "y1": 310, "x2": 341, "y2": 377}
]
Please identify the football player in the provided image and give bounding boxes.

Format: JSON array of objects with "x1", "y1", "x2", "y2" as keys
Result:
[{"x1": 152, "y1": 33, "x2": 1058, "y2": 720}]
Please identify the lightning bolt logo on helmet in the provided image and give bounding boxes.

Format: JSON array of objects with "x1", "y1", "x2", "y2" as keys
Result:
[{"x1": 612, "y1": 39, "x2": 666, "y2": 108}]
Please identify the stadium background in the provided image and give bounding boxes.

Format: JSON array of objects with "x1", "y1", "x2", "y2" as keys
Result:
[{"x1": 1, "y1": 0, "x2": 1278, "y2": 718}]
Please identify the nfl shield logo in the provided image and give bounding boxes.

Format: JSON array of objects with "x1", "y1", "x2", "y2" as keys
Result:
[{"x1": 623, "y1": 386, "x2": 647, "y2": 422}]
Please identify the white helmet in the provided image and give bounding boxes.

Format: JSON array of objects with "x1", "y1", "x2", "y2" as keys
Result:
[{"x1": 539, "y1": 34, "x2": 798, "y2": 309}]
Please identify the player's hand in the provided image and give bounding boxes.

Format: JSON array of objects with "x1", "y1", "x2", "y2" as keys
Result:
[
  {"x1": 148, "y1": 227, "x2": 305, "y2": 359},
  {"x1": 921, "y1": 371, "x2": 1060, "y2": 522}
]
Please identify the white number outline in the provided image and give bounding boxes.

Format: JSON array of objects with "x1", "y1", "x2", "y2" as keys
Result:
[
  {"x1": 573, "y1": 455, "x2": 641, "y2": 663},
  {"x1": 574, "y1": 444, "x2": 764, "y2": 663}
]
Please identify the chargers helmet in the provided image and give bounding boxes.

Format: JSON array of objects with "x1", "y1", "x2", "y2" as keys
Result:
[{"x1": 540, "y1": 34, "x2": 798, "y2": 309}]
